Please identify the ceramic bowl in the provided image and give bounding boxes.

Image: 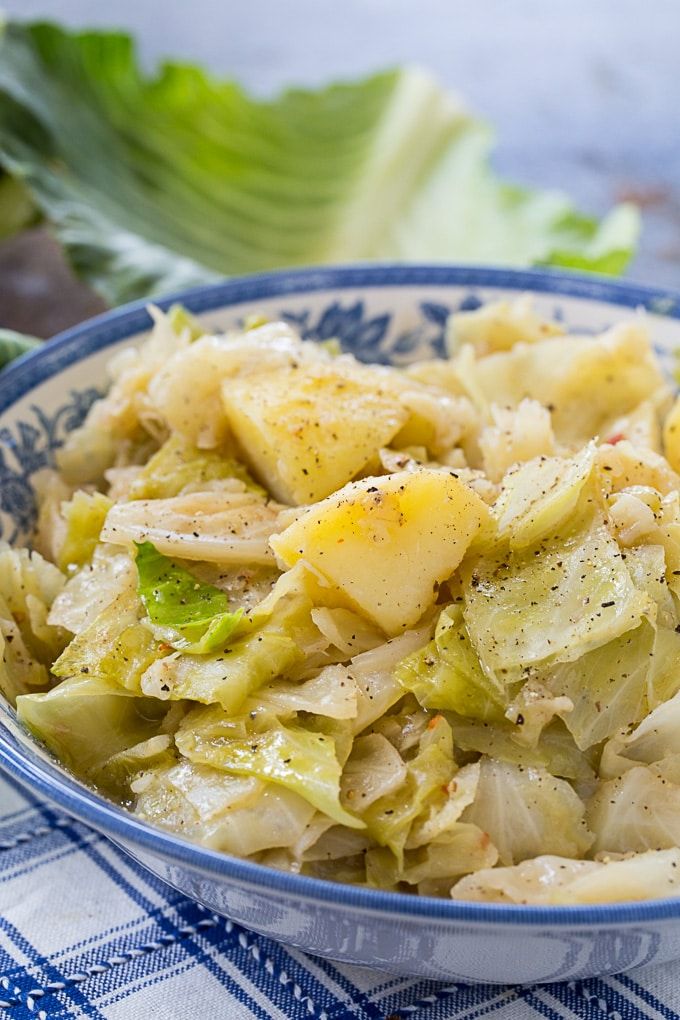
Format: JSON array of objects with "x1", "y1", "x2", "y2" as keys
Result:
[{"x1": 2, "y1": 264, "x2": 680, "y2": 985}]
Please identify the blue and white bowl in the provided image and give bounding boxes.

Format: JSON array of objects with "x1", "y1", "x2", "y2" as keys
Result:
[{"x1": 2, "y1": 264, "x2": 680, "y2": 985}]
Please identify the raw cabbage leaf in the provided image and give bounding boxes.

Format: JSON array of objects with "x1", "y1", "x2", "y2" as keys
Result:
[
  {"x1": 0, "y1": 172, "x2": 36, "y2": 242},
  {"x1": 461, "y1": 757, "x2": 593, "y2": 865},
  {"x1": 0, "y1": 22, "x2": 637, "y2": 307},
  {"x1": 175, "y1": 705, "x2": 362, "y2": 828},
  {"x1": 134, "y1": 540, "x2": 243, "y2": 651},
  {"x1": 0, "y1": 328, "x2": 40, "y2": 369}
]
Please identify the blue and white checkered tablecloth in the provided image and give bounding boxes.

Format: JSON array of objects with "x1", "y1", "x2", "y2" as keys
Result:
[{"x1": 1, "y1": 773, "x2": 680, "y2": 1020}]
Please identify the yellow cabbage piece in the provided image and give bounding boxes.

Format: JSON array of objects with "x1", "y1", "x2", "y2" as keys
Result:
[
  {"x1": 493, "y1": 444, "x2": 596, "y2": 550},
  {"x1": 57, "y1": 490, "x2": 113, "y2": 572},
  {"x1": 362, "y1": 714, "x2": 456, "y2": 864},
  {"x1": 102, "y1": 490, "x2": 284, "y2": 565},
  {"x1": 133, "y1": 759, "x2": 316, "y2": 856},
  {"x1": 463, "y1": 513, "x2": 652, "y2": 682},
  {"x1": 473, "y1": 322, "x2": 667, "y2": 445},
  {"x1": 544, "y1": 620, "x2": 655, "y2": 750},
  {"x1": 175, "y1": 705, "x2": 362, "y2": 828},
  {"x1": 451, "y1": 849, "x2": 680, "y2": 904},
  {"x1": 447, "y1": 296, "x2": 565, "y2": 356},
  {"x1": 663, "y1": 395, "x2": 680, "y2": 472},
  {"x1": 587, "y1": 763, "x2": 680, "y2": 855},
  {"x1": 17, "y1": 675, "x2": 168, "y2": 777},
  {"x1": 51, "y1": 590, "x2": 160, "y2": 693},
  {"x1": 128, "y1": 433, "x2": 263, "y2": 500},
  {"x1": 395, "y1": 604, "x2": 507, "y2": 720}
]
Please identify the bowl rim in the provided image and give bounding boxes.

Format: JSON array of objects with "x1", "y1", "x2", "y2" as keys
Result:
[{"x1": 3, "y1": 261, "x2": 680, "y2": 928}]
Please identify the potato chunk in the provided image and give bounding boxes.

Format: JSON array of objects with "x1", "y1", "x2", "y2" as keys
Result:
[
  {"x1": 663, "y1": 395, "x2": 680, "y2": 473},
  {"x1": 271, "y1": 470, "x2": 490, "y2": 634},
  {"x1": 222, "y1": 363, "x2": 408, "y2": 504}
]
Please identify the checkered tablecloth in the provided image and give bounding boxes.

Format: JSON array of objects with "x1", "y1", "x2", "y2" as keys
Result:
[{"x1": 1, "y1": 772, "x2": 679, "y2": 1020}]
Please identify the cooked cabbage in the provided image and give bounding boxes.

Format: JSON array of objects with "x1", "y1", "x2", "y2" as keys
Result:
[
  {"x1": 128, "y1": 432, "x2": 264, "y2": 500},
  {"x1": 587, "y1": 764, "x2": 680, "y2": 855},
  {"x1": 451, "y1": 849, "x2": 680, "y2": 904},
  {"x1": 463, "y1": 512, "x2": 652, "y2": 683},
  {"x1": 462, "y1": 757, "x2": 593, "y2": 865},
  {"x1": 102, "y1": 490, "x2": 284, "y2": 565},
  {"x1": 395, "y1": 604, "x2": 507, "y2": 720},
  {"x1": 447, "y1": 296, "x2": 565, "y2": 357},
  {"x1": 175, "y1": 705, "x2": 362, "y2": 828},
  {"x1": 12, "y1": 302, "x2": 680, "y2": 903},
  {"x1": 57, "y1": 491, "x2": 113, "y2": 572}
]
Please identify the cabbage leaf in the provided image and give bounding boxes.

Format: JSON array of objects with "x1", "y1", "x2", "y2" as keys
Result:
[
  {"x1": 133, "y1": 759, "x2": 318, "y2": 856},
  {"x1": 16, "y1": 675, "x2": 168, "y2": 776},
  {"x1": 462, "y1": 757, "x2": 593, "y2": 865},
  {"x1": 134, "y1": 540, "x2": 243, "y2": 651},
  {"x1": 395, "y1": 604, "x2": 507, "y2": 721},
  {"x1": 52, "y1": 589, "x2": 160, "y2": 692},
  {"x1": 451, "y1": 849, "x2": 680, "y2": 904},
  {"x1": 362, "y1": 714, "x2": 456, "y2": 863},
  {"x1": 587, "y1": 763, "x2": 680, "y2": 855},
  {"x1": 58, "y1": 491, "x2": 112, "y2": 572},
  {"x1": 463, "y1": 513, "x2": 652, "y2": 682},
  {"x1": 544, "y1": 620, "x2": 655, "y2": 750},
  {"x1": 0, "y1": 22, "x2": 638, "y2": 307},
  {"x1": 175, "y1": 705, "x2": 362, "y2": 828},
  {"x1": 128, "y1": 434, "x2": 263, "y2": 501}
]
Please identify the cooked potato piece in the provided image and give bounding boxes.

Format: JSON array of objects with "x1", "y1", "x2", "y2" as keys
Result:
[
  {"x1": 271, "y1": 469, "x2": 490, "y2": 634},
  {"x1": 222, "y1": 363, "x2": 408, "y2": 504},
  {"x1": 663, "y1": 395, "x2": 680, "y2": 472}
]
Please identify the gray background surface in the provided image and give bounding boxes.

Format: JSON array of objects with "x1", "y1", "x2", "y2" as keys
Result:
[{"x1": 1, "y1": 0, "x2": 679, "y2": 335}]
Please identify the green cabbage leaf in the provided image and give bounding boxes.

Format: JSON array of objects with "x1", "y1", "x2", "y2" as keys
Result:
[
  {"x1": 134, "y1": 540, "x2": 243, "y2": 652},
  {"x1": 0, "y1": 22, "x2": 638, "y2": 306}
]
